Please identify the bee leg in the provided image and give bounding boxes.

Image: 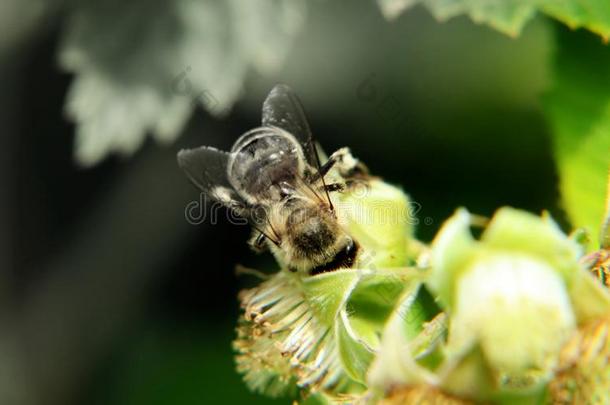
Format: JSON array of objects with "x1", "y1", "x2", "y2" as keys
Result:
[
  {"x1": 324, "y1": 183, "x2": 344, "y2": 193},
  {"x1": 317, "y1": 148, "x2": 369, "y2": 180},
  {"x1": 317, "y1": 156, "x2": 338, "y2": 178}
]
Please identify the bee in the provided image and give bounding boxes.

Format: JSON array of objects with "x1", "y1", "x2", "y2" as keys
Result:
[
  {"x1": 178, "y1": 85, "x2": 415, "y2": 398},
  {"x1": 177, "y1": 84, "x2": 368, "y2": 275}
]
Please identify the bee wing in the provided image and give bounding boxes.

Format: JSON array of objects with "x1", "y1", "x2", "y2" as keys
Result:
[
  {"x1": 177, "y1": 146, "x2": 243, "y2": 207},
  {"x1": 262, "y1": 84, "x2": 325, "y2": 165},
  {"x1": 177, "y1": 146, "x2": 276, "y2": 240}
]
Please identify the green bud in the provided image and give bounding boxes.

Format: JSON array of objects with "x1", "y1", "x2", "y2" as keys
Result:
[
  {"x1": 337, "y1": 178, "x2": 415, "y2": 268},
  {"x1": 428, "y1": 208, "x2": 582, "y2": 389}
]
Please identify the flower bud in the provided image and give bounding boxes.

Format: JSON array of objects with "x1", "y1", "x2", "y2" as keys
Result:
[{"x1": 428, "y1": 208, "x2": 581, "y2": 389}]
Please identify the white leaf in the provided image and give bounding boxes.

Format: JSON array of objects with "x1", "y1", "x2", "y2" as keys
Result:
[{"x1": 60, "y1": 0, "x2": 306, "y2": 166}]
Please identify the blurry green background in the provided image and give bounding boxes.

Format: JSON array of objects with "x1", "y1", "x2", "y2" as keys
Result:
[{"x1": 1, "y1": 0, "x2": 608, "y2": 404}]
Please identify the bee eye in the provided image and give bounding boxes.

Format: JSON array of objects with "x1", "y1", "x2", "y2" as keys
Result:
[
  {"x1": 254, "y1": 232, "x2": 266, "y2": 247},
  {"x1": 344, "y1": 238, "x2": 355, "y2": 255}
]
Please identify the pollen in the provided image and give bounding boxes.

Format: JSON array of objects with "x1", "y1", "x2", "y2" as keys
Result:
[
  {"x1": 234, "y1": 271, "x2": 349, "y2": 397},
  {"x1": 549, "y1": 316, "x2": 610, "y2": 404}
]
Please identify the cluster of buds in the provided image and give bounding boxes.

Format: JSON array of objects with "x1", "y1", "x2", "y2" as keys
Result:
[
  {"x1": 234, "y1": 176, "x2": 610, "y2": 404},
  {"x1": 370, "y1": 207, "x2": 610, "y2": 404}
]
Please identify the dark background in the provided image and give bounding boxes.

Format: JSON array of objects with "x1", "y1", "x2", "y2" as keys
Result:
[{"x1": 1, "y1": 1, "x2": 566, "y2": 404}]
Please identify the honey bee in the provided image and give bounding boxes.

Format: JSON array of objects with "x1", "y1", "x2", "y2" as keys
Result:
[{"x1": 178, "y1": 84, "x2": 368, "y2": 275}]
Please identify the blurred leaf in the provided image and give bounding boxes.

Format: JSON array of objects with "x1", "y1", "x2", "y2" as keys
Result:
[
  {"x1": 90, "y1": 323, "x2": 283, "y2": 405},
  {"x1": 543, "y1": 28, "x2": 610, "y2": 247},
  {"x1": 60, "y1": 0, "x2": 305, "y2": 166},
  {"x1": 542, "y1": 1, "x2": 610, "y2": 40},
  {"x1": 378, "y1": 0, "x2": 535, "y2": 36},
  {"x1": 378, "y1": 0, "x2": 610, "y2": 38}
]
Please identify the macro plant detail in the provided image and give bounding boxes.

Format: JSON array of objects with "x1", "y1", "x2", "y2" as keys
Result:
[
  {"x1": 9, "y1": 1, "x2": 610, "y2": 404},
  {"x1": 178, "y1": 84, "x2": 425, "y2": 401},
  {"x1": 48, "y1": 0, "x2": 610, "y2": 168},
  {"x1": 177, "y1": 86, "x2": 610, "y2": 404}
]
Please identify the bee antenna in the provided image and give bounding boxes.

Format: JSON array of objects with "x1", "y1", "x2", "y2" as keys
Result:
[
  {"x1": 295, "y1": 171, "x2": 325, "y2": 206},
  {"x1": 310, "y1": 141, "x2": 334, "y2": 211},
  {"x1": 229, "y1": 204, "x2": 281, "y2": 247}
]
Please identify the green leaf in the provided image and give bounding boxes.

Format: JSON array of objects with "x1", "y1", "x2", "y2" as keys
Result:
[
  {"x1": 541, "y1": 1, "x2": 610, "y2": 40},
  {"x1": 60, "y1": 0, "x2": 305, "y2": 166},
  {"x1": 378, "y1": 0, "x2": 610, "y2": 39},
  {"x1": 335, "y1": 268, "x2": 423, "y2": 382},
  {"x1": 345, "y1": 268, "x2": 419, "y2": 346},
  {"x1": 301, "y1": 269, "x2": 362, "y2": 326},
  {"x1": 335, "y1": 310, "x2": 376, "y2": 383},
  {"x1": 366, "y1": 283, "x2": 439, "y2": 390},
  {"x1": 543, "y1": 28, "x2": 610, "y2": 247}
]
